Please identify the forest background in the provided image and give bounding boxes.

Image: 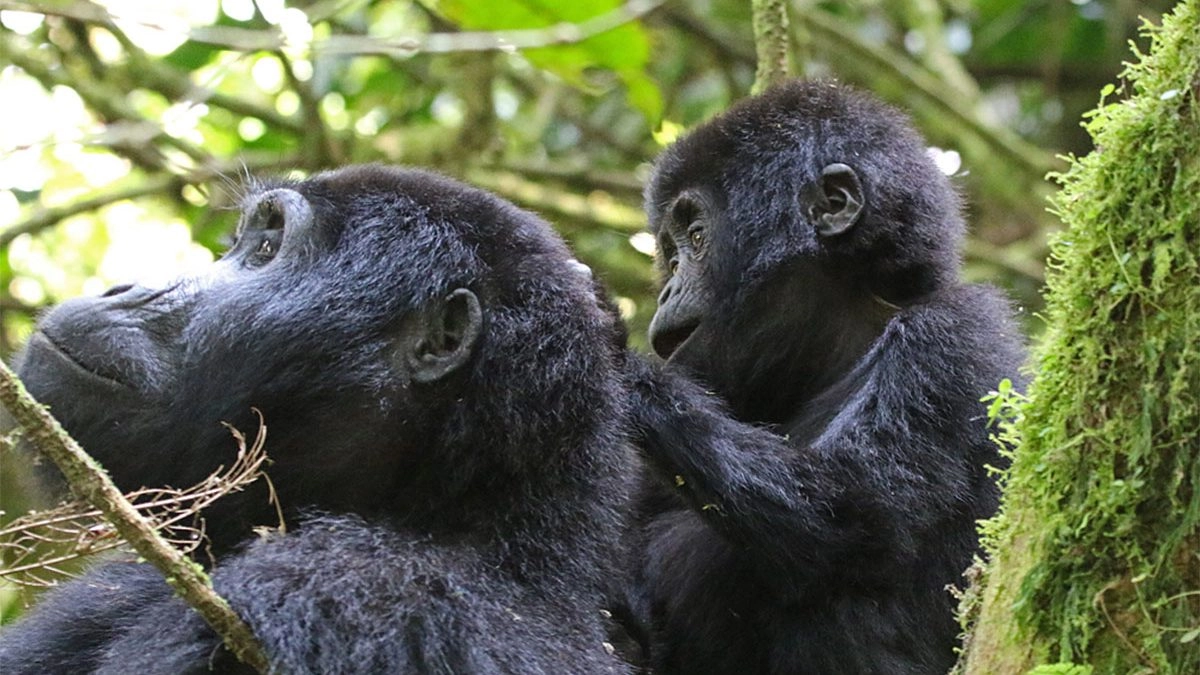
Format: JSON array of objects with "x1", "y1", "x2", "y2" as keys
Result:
[{"x1": 0, "y1": 1, "x2": 1194, "y2": 670}]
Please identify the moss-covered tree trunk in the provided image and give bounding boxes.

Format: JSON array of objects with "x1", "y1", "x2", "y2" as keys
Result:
[{"x1": 962, "y1": 1, "x2": 1199, "y2": 673}]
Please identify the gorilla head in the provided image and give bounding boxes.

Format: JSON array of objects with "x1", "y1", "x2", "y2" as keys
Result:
[
  {"x1": 644, "y1": 81, "x2": 966, "y2": 423},
  {"x1": 16, "y1": 165, "x2": 628, "y2": 554}
]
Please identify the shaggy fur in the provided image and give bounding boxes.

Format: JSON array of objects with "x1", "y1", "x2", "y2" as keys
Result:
[
  {"x1": 1, "y1": 165, "x2": 633, "y2": 674},
  {"x1": 624, "y1": 80, "x2": 1026, "y2": 674}
]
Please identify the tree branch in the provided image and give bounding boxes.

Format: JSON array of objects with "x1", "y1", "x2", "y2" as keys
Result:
[
  {"x1": 0, "y1": 33, "x2": 212, "y2": 170},
  {"x1": 0, "y1": 0, "x2": 666, "y2": 57},
  {"x1": 752, "y1": 0, "x2": 791, "y2": 94},
  {"x1": 0, "y1": 361, "x2": 270, "y2": 673},
  {"x1": 484, "y1": 161, "x2": 644, "y2": 199},
  {"x1": 104, "y1": 27, "x2": 305, "y2": 136},
  {"x1": 466, "y1": 168, "x2": 644, "y2": 233},
  {"x1": 899, "y1": 0, "x2": 979, "y2": 100},
  {"x1": 0, "y1": 158, "x2": 302, "y2": 249},
  {"x1": 0, "y1": 176, "x2": 180, "y2": 250}
]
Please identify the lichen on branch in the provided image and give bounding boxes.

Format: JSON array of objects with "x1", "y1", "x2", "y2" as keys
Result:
[
  {"x1": 751, "y1": 0, "x2": 790, "y2": 94},
  {"x1": 0, "y1": 360, "x2": 272, "y2": 674}
]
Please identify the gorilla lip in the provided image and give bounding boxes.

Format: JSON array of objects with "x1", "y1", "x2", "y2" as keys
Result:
[
  {"x1": 29, "y1": 330, "x2": 130, "y2": 390},
  {"x1": 651, "y1": 322, "x2": 699, "y2": 359}
]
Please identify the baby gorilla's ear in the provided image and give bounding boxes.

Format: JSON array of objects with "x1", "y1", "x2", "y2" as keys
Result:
[
  {"x1": 807, "y1": 163, "x2": 864, "y2": 238},
  {"x1": 408, "y1": 288, "x2": 482, "y2": 383}
]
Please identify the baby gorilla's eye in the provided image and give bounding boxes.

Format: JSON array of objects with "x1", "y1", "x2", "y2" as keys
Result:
[
  {"x1": 257, "y1": 238, "x2": 275, "y2": 257},
  {"x1": 689, "y1": 228, "x2": 705, "y2": 250}
]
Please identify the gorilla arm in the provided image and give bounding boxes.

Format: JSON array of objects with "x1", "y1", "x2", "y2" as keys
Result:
[
  {"x1": 628, "y1": 289, "x2": 1010, "y2": 592},
  {"x1": 0, "y1": 563, "x2": 173, "y2": 675}
]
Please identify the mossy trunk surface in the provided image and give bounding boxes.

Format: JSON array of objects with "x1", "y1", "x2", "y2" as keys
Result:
[{"x1": 962, "y1": 1, "x2": 1199, "y2": 673}]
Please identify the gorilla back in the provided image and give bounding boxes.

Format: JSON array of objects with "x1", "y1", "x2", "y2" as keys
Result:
[{"x1": 2, "y1": 165, "x2": 632, "y2": 674}]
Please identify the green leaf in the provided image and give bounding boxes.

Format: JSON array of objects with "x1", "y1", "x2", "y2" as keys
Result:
[{"x1": 428, "y1": 0, "x2": 662, "y2": 121}]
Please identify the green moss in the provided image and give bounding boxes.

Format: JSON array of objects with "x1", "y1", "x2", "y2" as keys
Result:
[{"x1": 975, "y1": 1, "x2": 1200, "y2": 672}]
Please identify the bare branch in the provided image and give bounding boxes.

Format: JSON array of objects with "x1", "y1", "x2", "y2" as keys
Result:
[{"x1": 0, "y1": 0, "x2": 667, "y2": 57}]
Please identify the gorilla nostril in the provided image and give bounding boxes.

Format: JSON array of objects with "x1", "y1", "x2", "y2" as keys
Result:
[
  {"x1": 658, "y1": 285, "x2": 673, "y2": 305},
  {"x1": 101, "y1": 283, "x2": 135, "y2": 298}
]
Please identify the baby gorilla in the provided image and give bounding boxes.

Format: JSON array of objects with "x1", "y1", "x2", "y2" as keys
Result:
[
  {"x1": 625, "y1": 81, "x2": 1026, "y2": 674},
  {"x1": 0, "y1": 166, "x2": 633, "y2": 674}
]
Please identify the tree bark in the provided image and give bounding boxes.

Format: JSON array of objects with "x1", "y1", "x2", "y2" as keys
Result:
[{"x1": 962, "y1": 1, "x2": 1200, "y2": 672}]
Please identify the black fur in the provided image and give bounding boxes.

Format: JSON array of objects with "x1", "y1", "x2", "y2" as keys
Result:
[
  {"x1": 627, "y1": 80, "x2": 1026, "y2": 674},
  {"x1": 1, "y1": 165, "x2": 633, "y2": 674}
]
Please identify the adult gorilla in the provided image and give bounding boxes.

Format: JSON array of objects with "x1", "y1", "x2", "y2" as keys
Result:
[
  {"x1": 627, "y1": 81, "x2": 1026, "y2": 674},
  {"x1": 0, "y1": 165, "x2": 633, "y2": 674}
]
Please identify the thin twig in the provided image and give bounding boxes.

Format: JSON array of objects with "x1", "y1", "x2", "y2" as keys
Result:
[{"x1": 1, "y1": 422, "x2": 271, "y2": 587}]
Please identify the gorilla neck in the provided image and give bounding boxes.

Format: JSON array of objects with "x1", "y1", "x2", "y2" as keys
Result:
[
  {"x1": 692, "y1": 265, "x2": 896, "y2": 426},
  {"x1": 381, "y1": 409, "x2": 628, "y2": 576}
]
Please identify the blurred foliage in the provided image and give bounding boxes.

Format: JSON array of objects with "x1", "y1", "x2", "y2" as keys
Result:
[
  {"x1": 0, "y1": 0, "x2": 1183, "y2": 618},
  {"x1": 0, "y1": 0, "x2": 1180, "y2": 357}
]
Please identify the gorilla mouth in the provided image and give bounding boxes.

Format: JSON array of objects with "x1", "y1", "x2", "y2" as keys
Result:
[
  {"x1": 30, "y1": 331, "x2": 130, "y2": 389},
  {"x1": 650, "y1": 322, "x2": 699, "y2": 359}
]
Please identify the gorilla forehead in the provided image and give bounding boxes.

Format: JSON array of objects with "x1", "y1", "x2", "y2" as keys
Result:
[
  {"x1": 646, "y1": 80, "x2": 952, "y2": 224},
  {"x1": 251, "y1": 165, "x2": 562, "y2": 261},
  {"x1": 235, "y1": 164, "x2": 586, "y2": 310}
]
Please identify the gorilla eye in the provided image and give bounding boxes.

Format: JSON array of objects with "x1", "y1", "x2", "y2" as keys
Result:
[
  {"x1": 689, "y1": 227, "x2": 706, "y2": 251},
  {"x1": 264, "y1": 206, "x2": 285, "y2": 230},
  {"x1": 257, "y1": 238, "x2": 275, "y2": 257},
  {"x1": 668, "y1": 257, "x2": 680, "y2": 275}
]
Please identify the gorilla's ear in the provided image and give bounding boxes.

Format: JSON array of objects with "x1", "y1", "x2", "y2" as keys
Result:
[
  {"x1": 809, "y1": 163, "x2": 864, "y2": 238},
  {"x1": 410, "y1": 288, "x2": 482, "y2": 383}
]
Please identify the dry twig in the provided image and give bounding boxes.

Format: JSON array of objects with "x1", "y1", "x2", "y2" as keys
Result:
[
  {"x1": 0, "y1": 422, "x2": 271, "y2": 587},
  {"x1": 0, "y1": 361, "x2": 271, "y2": 673}
]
